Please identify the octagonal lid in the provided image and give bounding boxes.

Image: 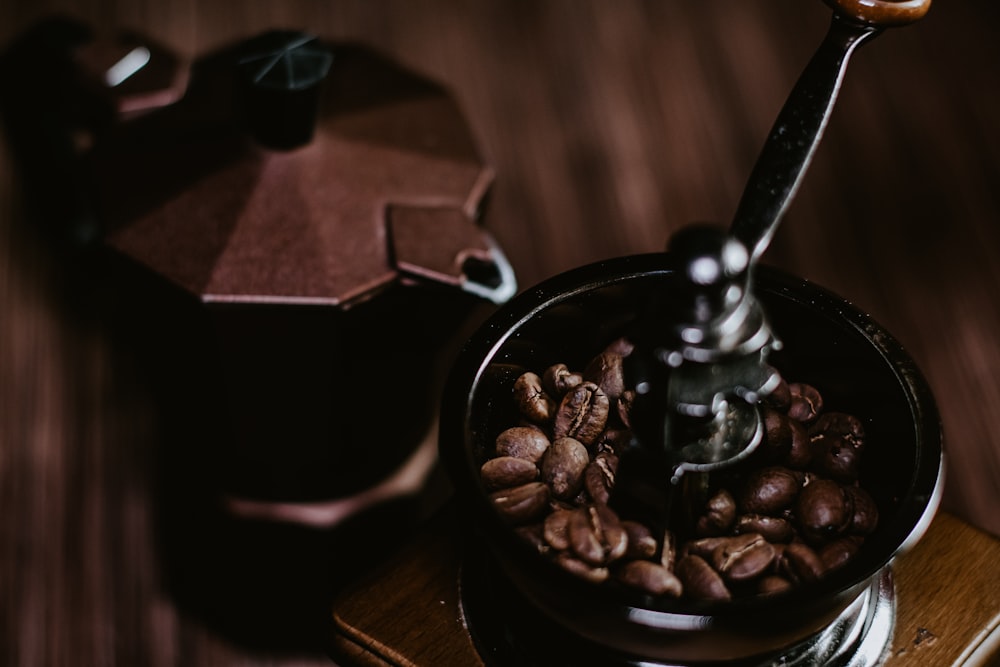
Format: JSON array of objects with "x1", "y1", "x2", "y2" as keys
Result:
[{"x1": 89, "y1": 31, "x2": 513, "y2": 307}]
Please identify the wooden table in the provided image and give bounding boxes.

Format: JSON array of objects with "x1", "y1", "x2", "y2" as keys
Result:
[{"x1": 3, "y1": 1, "x2": 1000, "y2": 665}]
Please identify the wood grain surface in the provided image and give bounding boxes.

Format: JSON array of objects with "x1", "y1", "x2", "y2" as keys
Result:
[
  {"x1": 328, "y1": 510, "x2": 1000, "y2": 667},
  {"x1": 3, "y1": 1, "x2": 1000, "y2": 665}
]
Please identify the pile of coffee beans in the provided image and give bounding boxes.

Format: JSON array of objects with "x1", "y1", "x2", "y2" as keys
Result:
[{"x1": 480, "y1": 339, "x2": 879, "y2": 602}]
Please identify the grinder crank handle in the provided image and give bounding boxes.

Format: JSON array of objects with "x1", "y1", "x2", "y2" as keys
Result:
[{"x1": 730, "y1": 0, "x2": 931, "y2": 265}]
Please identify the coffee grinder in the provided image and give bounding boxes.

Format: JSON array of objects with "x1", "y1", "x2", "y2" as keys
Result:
[{"x1": 328, "y1": 1, "x2": 1000, "y2": 665}]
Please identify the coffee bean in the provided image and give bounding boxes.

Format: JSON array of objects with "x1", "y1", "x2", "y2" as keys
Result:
[
  {"x1": 696, "y1": 488, "x2": 737, "y2": 536},
  {"x1": 568, "y1": 504, "x2": 628, "y2": 566},
  {"x1": 788, "y1": 383, "x2": 823, "y2": 423},
  {"x1": 584, "y1": 352, "x2": 625, "y2": 403},
  {"x1": 760, "y1": 407, "x2": 793, "y2": 463},
  {"x1": 554, "y1": 382, "x2": 609, "y2": 446},
  {"x1": 784, "y1": 418, "x2": 812, "y2": 469},
  {"x1": 617, "y1": 560, "x2": 683, "y2": 597},
  {"x1": 711, "y1": 533, "x2": 776, "y2": 582},
  {"x1": 513, "y1": 372, "x2": 556, "y2": 424},
  {"x1": 617, "y1": 390, "x2": 635, "y2": 428},
  {"x1": 733, "y1": 514, "x2": 795, "y2": 543},
  {"x1": 676, "y1": 555, "x2": 731, "y2": 602},
  {"x1": 542, "y1": 363, "x2": 583, "y2": 398},
  {"x1": 796, "y1": 479, "x2": 852, "y2": 543},
  {"x1": 819, "y1": 536, "x2": 863, "y2": 572},
  {"x1": 542, "y1": 437, "x2": 590, "y2": 499},
  {"x1": 584, "y1": 450, "x2": 618, "y2": 505},
  {"x1": 554, "y1": 551, "x2": 609, "y2": 584},
  {"x1": 780, "y1": 542, "x2": 827, "y2": 584},
  {"x1": 603, "y1": 336, "x2": 635, "y2": 358},
  {"x1": 814, "y1": 435, "x2": 861, "y2": 482},
  {"x1": 594, "y1": 429, "x2": 631, "y2": 456},
  {"x1": 810, "y1": 412, "x2": 865, "y2": 449},
  {"x1": 622, "y1": 520, "x2": 657, "y2": 560},
  {"x1": 481, "y1": 456, "x2": 539, "y2": 490},
  {"x1": 684, "y1": 535, "x2": 731, "y2": 560},
  {"x1": 739, "y1": 467, "x2": 802, "y2": 515},
  {"x1": 544, "y1": 509, "x2": 573, "y2": 551},
  {"x1": 490, "y1": 482, "x2": 550, "y2": 524},
  {"x1": 495, "y1": 426, "x2": 550, "y2": 464},
  {"x1": 845, "y1": 485, "x2": 879, "y2": 535},
  {"x1": 757, "y1": 575, "x2": 794, "y2": 596},
  {"x1": 548, "y1": 497, "x2": 579, "y2": 513}
]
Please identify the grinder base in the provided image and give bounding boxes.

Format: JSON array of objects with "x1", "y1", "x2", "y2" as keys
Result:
[
  {"x1": 460, "y1": 546, "x2": 894, "y2": 666},
  {"x1": 329, "y1": 507, "x2": 1000, "y2": 666}
]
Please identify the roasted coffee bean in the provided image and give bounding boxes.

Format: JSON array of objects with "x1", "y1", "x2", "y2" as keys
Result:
[
  {"x1": 568, "y1": 504, "x2": 628, "y2": 566},
  {"x1": 763, "y1": 407, "x2": 813, "y2": 469},
  {"x1": 733, "y1": 514, "x2": 795, "y2": 543},
  {"x1": 810, "y1": 412, "x2": 865, "y2": 451},
  {"x1": 495, "y1": 426, "x2": 550, "y2": 464},
  {"x1": 548, "y1": 497, "x2": 578, "y2": 513},
  {"x1": 740, "y1": 467, "x2": 802, "y2": 515},
  {"x1": 785, "y1": 418, "x2": 812, "y2": 469},
  {"x1": 760, "y1": 407, "x2": 793, "y2": 463},
  {"x1": 595, "y1": 428, "x2": 632, "y2": 456},
  {"x1": 757, "y1": 575, "x2": 794, "y2": 596},
  {"x1": 544, "y1": 509, "x2": 573, "y2": 551},
  {"x1": 819, "y1": 536, "x2": 863, "y2": 572},
  {"x1": 676, "y1": 555, "x2": 731, "y2": 602},
  {"x1": 684, "y1": 535, "x2": 731, "y2": 560},
  {"x1": 554, "y1": 381, "x2": 609, "y2": 446},
  {"x1": 814, "y1": 435, "x2": 861, "y2": 482},
  {"x1": 584, "y1": 450, "x2": 618, "y2": 505},
  {"x1": 603, "y1": 336, "x2": 635, "y2": 358},
  {"x1": 616, "y1": 560, "x2": 683, "y2": 597},
  {"x1": 622, "y1": 520, "x2": 657, "y2": 560},
  {"x1": 711, "y1": 533, "x2": 776, "y2": 582},
  {"x1": 481, "y1": 456, "x2": 539, "y2": 490},
  {"x1": 513, "y1": 372, "x2": 556, "y2": 424},
  {"x1": 490, "y1": 482, "x2": 550, "y2": 524},
  {"x1": 788, "y1": 383, "x2": 823, "y2": 423},
  {"x1": 584, "y1": 352, "x2": 625, "y2": 403},
  {"x1": 542, "y1": 363, "x2": 583, "y2": 398},
  {"x1": 796, "y1": 479, "x2": 852, "y2": 543},
  {"x1": 554, "y1": 551, "x2": 609, "y2": 584},
  {"x1": 542, "y1": 437, "x2": 590, "y2": 499},
  {"x1": 780, "y1": 542, "x2": 827, "y2": 584},
  {"x1": 617, "y1": 390, "x2": 635, "y2": 428},
  {"x1": 845, "y1": 485, "x2": 879, "y2": 535},
  {"x1": 696, "y1": 488, "x2": 737, "y2": 536}
]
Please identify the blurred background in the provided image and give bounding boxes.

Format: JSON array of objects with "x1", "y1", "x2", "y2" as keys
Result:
[{"x1": 2, "y1": 1, "x2": 999, "y2": 665}]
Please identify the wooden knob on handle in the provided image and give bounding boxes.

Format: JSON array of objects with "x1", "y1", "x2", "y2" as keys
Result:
[{"x1": 824, "y1": 0, "x2": 932, "y2": 26}]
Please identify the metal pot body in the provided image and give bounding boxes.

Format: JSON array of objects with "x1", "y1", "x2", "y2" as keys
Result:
[{"x1": 211, "y1": 282, "x2": 495, "y2": 502}]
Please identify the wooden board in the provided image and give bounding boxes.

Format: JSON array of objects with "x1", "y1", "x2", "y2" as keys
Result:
[
  {"x1": 329, "y1": 511, "x2": 1000, "y2": 666},
  {"x1": 887, "y1": 513, "x2": 1000, "y2": 666}
]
